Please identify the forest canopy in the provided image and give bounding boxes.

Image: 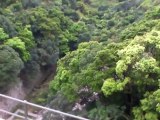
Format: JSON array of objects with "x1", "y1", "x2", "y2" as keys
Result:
[{"x1": 0, "y1": 0, "x2": 160, "y2": 120}]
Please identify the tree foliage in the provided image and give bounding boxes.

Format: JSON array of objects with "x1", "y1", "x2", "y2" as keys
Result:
[
  {"x1": 0, "y1": 0, "x2": 160, "y2": 119},
  {"x1": 0, "y1": 28, "x2": 8, "y2": 41},
  {"x1": 5, "y1": 37, "x2": 30, "y2": 61},
  {"x1": 0, "y1": 45, "x2": 23, "y2": 91},
  {"x1": 50, "y1": 30, "x2": 160, "y2": 119}
]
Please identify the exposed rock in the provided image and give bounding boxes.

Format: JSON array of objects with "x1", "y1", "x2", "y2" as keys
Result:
[
  {"x1": 0, "y1": 64, "x2": 56, "y2": 119},
  {"x1": 0, "y1": 81, "x2": 25, "y2": 118}
]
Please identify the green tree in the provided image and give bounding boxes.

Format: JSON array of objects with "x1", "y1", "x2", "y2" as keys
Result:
[
  {"x1": 50, "y1": 41, "x2": 120, "y2": 101},
  {"x1": 102, "y1": 30, "x2": 160, "y2": 119},
  {"x1": 50, "y1": 30, "x2": 160, "y2": 119},
  {"x1": 5, "y1": 37, "x2": 30, "y2": 61},
  {"x1": 0, "y1": 27, "x2": 8, "y2": 41},
  {"x1": 18, "y1": 25, "x2": 35, "y2": 49},
  {"x1": 0, "y1": 45, "x2": 23, "y2": 91}
]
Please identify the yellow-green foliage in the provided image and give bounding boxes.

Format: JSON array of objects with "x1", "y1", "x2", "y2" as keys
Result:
[
  {"x1": 18, "y1": 25, "x2": 35, "y2": 49},
  {"x1": 140, "y1": 0, "x2": 160, "y2": 8},
  {"x1": 102, "y1": 77, "x2": 130, "y2": 96},
  {"x1": 0, "y1": 28, "x2": 8, "y2": 41},
  {"x1": 133, "y1": 88, "x2": 160, "y2": 120},
  {"x1": 5, "y1": 37, "x2": 30, "y2": 61},
  {"x1": 116, "y1": 44, "x2": 145, "y2": 77}
]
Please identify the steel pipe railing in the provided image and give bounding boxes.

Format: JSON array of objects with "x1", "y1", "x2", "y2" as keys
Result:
[
  {"x1": 0, "y1": 94, "x2": 89, "y2": 120},
  {"x1": 0, "y1": 109, "x2": 25, "y2": 119}
]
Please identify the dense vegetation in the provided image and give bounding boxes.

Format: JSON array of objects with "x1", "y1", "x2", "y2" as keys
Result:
[{"x1": 0, "y1": 0, "x2": 160, "y2": 119}]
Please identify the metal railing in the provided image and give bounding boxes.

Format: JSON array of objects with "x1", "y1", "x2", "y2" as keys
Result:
[
  {"x1": 0, "y1": 109, "x2": 25, "y2": 119},
  {"x1": 0, "y1": 94, "x2": 89, "y2": 120}
]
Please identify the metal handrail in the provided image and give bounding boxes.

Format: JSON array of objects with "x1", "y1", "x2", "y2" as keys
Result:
[
  {"x1": 0, "y1": 109, "x2": 25, "y2": 119},
  {"x1": 0, "y1": 94, "x2": 89, "y2": 120}
]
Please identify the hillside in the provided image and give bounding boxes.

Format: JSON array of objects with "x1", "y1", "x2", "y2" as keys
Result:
[{"x1": 0, "y1": 0, "x2": 160, "y2": 120}]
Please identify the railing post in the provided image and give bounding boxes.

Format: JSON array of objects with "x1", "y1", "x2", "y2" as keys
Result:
[
  {"x1": 24, "y1": 100, "x2": 28, "y2": 120},
  {"x1": 61, "y1": 114, "x2": 65, "y2": 120}
]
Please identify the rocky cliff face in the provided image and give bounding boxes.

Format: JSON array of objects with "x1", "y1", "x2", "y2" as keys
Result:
[
  {"x1": 0, "y1": 81, "x2": 25, "y2": 118},
  {"x1": 0, "y1": 64, "x2": 56, "y2": 118}
]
